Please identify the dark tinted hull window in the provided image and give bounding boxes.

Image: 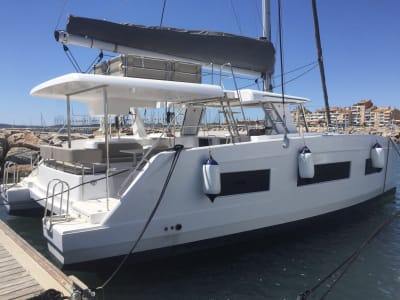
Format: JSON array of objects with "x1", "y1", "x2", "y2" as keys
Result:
[
  {"x1": 298, "y1": 161, "x2": 351, "y2": 186},
  {"x1": 220, "y1": 169, "x2": 270, "y2": 196}
]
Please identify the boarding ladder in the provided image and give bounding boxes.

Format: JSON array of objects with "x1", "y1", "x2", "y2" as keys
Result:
[
  {"x1": 43, "y1": 179, "x2": 70, "y2": 229},
  {"x1": 261, "y1": 102, "x2": 289, "y2": 134},
  {"x1": 219, "y1": 100, "x2": 240, "y2": 137},
  {"x1": 298, "y1": 104, "x2": 309, "y2": 132},
  {"x1": 1, "y1": 161, "x2": 19, "y2": 193},
  {"x1": 219, "y1": 63, "x2": 249, "y2": 138}
]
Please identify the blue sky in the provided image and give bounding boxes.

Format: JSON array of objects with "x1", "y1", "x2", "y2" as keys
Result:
[{"x1": 0, "y1": 0, "x2": 399, "y2": 125}]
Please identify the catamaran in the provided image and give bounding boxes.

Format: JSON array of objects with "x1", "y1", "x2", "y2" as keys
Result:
[{"x1": 1, "y1": 1, "x2": 398, "y2": 265}]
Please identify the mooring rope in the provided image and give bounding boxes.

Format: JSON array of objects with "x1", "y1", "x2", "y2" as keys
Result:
[
  {"x1": 297, "y1": 209, "x2": 400, "y2": 300},
  {"x1": 298, "y1": 137, "x2": 400, "y2": 299},
  {"x1": 96, "y1": 144, "x2": 184, "y2": 295}
]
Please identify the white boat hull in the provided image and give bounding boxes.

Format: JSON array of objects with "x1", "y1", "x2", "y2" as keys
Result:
[{"x1": 28, "y1": 134, "x2": 397, "y2": 265}]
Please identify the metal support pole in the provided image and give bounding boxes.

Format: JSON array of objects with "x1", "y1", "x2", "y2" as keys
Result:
[
  {"x1": 262, "y1": 0, "x2": 271, "y2": 40},
  {"x1": 262, "y1": 0, "x2": 273, "y2": 91},
  {"x1": 66, "y1": 95, "x2": 72, "y2": 148},
  {"x1": 103, "y1": 87, "x2": 110, "y2": 210}
]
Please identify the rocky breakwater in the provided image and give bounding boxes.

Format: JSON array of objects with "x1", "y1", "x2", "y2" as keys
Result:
[
  {"x1": 308, "y1": 127, "x2": 400, "y2": 143},
  {"x1": 343, "y1": 127, "x2": 400, "y2": 143},
  {"x1": 0, "y1": 129, "x2": 89, "y2": 180}
]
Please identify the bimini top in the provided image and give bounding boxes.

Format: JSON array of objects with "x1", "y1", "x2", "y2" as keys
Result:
[
  {"x1": 225, "y1": 89, "x2": 309, "y2": 106},
  {"x1": 30, "y1": 73, "x2": 224, "y2": 115},
  {"x1": 30, "y1": 73, "x2": 309, "y2": 115}
]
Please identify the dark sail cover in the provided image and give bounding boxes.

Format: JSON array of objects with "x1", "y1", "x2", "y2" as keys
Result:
[{"x1": 66, "y1": 15, "x2": 275, "y2": 74}]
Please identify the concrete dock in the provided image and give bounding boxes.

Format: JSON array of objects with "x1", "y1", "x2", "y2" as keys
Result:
[{"x1": 0, "y1": 219, "x2": 90, "y2": 299}]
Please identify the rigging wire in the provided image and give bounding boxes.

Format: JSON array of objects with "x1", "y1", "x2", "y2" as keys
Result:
[
  {"x1": 62, "y1": 45, "x2": 105, "y2": 74},
  {"x1": 230, "y1": 0, "x2": 243, "y2": 34},
  {"x1": 62, "y1": 45, "x2": 82, "y2": 73},
  {"x1": 54, "y1": 0, "x2": 69, "y2": 30},
  {"x1": 277, "y1": 0, "x2": 285, "y2": 99},
  {"x1": 84, "y1": 51, "x2": 104, "y2": 73},
  {"x1": 202, "y1": 60, "x2": 319, "y2": 90},
  {"x1": 160, "y1": 0, "x2": 167, "y2": 27},
  {"x1": 273, "y1": 63, "x2": 318, "y2": 89},
  {"x1": 54, "y1": 0, "x2": 106, "y2": 74},
  {"x1": 277, "y1": 0, "x2": 288, "y2": 143},
  {"x1": 272, "y1": 60, "x2": 318, "y2": 79}
]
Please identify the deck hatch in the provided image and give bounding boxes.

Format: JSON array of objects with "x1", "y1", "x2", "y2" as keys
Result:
[
  {"x1": 220, "y1": 169, "x2": 270, "y2": 196},
  {"x1": 297, "y1": 161, "x2": 351, "y2": 186}
]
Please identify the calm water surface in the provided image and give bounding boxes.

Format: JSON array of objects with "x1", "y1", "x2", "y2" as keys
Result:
[{"x1": 1, "y1": 168, "x2": 399, "y2": 300}]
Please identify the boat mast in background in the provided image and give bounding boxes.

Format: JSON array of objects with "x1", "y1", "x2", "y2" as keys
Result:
[
  {"x1": 262, "y1": 0, "x2": 273, "y2": 91},
  {"x1": 311, "y1": 0, "x2": 332, "y2": 126}
]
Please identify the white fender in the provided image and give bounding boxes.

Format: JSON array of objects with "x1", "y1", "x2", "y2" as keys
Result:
[
  {"x1": 298, "y1": 146, "x2": 315, "y2": 179},
  {"x1": 202, "y1": 156, "x2": 221, "y2": 202},
  {"x1": 371, "y1": 143, "x2": 385, "y2": 169}
]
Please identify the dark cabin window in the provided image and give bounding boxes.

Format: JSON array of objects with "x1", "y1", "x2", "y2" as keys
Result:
[
  {"x1": 297, "y1": 161, "x2": 351, "y2": 186},
  {"x1": 365, "y1": 158, "x2": 382, "y2": 175},
  {"x1": 220, "y1": 169, "x2": 270, "y2": 196}
]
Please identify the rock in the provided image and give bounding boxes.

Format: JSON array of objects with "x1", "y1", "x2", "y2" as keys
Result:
[
  {"x1": 0, "y1": 133, "x2": 7, "y2": 162},
  {"x1": 7, "y1": 131, "x2": 44, "y2": 150},
  {"x1": 4, "y1": 147, "x2": 39, "y2": 165}
]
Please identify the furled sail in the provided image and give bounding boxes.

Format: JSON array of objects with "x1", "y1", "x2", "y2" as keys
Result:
[{"x1": 55, "y1": 15, "x2": 275, "y2": 75}]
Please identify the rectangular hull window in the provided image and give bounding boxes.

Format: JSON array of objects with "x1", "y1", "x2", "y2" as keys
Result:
[
  {"x1": 298, "y1": 161, "x2": 351, "y2": 186},
  {"x1": 220, "y1": 169, "x2": 270, "y2": 196},
  {"x1": 365, "y1": 158, "x2": 382, "y2": 175}
]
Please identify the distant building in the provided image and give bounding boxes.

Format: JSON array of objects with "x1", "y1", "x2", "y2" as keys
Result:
[
  {"x1": 291, "y1": 106, "x2": 312, "y2": 127},
  {"x1": 302, "y1": 106, "x2": 352, "y2": 127},
  {"x1": 351, "y1": 100, "x2": 400, "y2": 127},
  {"x1": 372, "y1": 106, "x2": 400, "y2": 127},
  {"x1": 292, "y1": 99, "x2": 400, "y2": 128},
  {"x1": 331, "y1": 107, "x2": 352, "y2": 127}
]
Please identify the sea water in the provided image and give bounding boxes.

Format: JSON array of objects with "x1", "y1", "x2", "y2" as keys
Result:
[{"x1": 1, "y1": 168, "x2": 399, "y2": 300}]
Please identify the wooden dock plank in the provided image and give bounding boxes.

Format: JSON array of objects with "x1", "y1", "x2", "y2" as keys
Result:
[
  {"x1": 1, "y1": 284, "x2": 43, "y2": 300},
  {"x1": 0, "y1": 219, "x2": 75, "y2": 299},
  {"x1": 0, "y1": 272, "x2": 31, "y2": 285},
  {"x1": 0, "y1": 264, "x2": 24, "y2": 275},
  {"x1": 0, "y1": 273, "x2": 32, "y2": 289},
  {"x1": 0, "y1": 248, "x2": 9, "y2": 256},
  {"x1": 0, "y1": 278, "x2": 39, "y2": 295},
  {"x1": 0, "y1": 255, "x2": 14, "y2": 263}
]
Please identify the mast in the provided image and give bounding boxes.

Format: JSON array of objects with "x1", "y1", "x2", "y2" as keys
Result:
[
  {"x1": 262, "y1": 0, "x2": 272, "y2": 91},
  {"x1": 311, "y1": 0, "x2": 332, "y2": 126}
]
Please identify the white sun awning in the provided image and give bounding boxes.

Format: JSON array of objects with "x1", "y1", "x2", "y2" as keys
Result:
[{"x1": 30, "y1": 73, "x2": 224, "y2": 115}]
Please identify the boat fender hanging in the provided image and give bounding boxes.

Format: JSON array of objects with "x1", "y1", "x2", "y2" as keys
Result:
[
  {"x1": 202, "y1": 154, "x2": 221, "y2": 202},
  {"x1": 371, "y1": 142, "x2": 385, "y2": 169},
  {"x1": 298, "y1": 146, "x2": 314, "y2": 179}
]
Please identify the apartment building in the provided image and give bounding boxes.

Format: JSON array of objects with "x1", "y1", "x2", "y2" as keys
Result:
[{"x1": 293, "y1": 99, "x2": 400, "y2": 128}]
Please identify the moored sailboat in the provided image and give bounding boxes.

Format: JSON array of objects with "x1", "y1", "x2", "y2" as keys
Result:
[{"x1": 1, "y1": 0, "x2": 398, "y2": 265}]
